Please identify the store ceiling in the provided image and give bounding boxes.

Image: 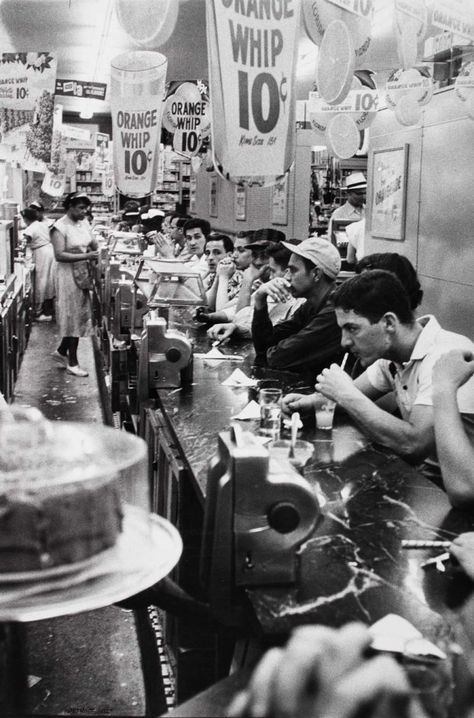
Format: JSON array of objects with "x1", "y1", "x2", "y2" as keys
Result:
[
  {"x1": 0, "y1": 0, "x2": 209, "y2": 114},
  {"x1": 0, "y1": 0, "x2": 460, "y2": 116}
]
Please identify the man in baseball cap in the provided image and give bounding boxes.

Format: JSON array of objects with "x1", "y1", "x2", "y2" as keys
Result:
[
  {"x1": 251, "y1": 236, "x2": 344, "y2": 380},
  {"x1": 328, "y1": 172, "x2": 367, "y2": 248}
]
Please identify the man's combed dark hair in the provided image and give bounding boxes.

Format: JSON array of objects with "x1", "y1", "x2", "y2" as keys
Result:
[
  {"x1": 183, "y1": 217, "x2": 211, "y2": 238},
  {"x1": 266, "y1": 242, "x2": 292, "y2": 268},
  {"x1": 206, "y1": 233, "x2": 234, "y2": 254},
  {"x1": 356, "y1": 253, "x2": 423, "y2": 310},
  {"x1": 332, "y1": 269, "x2": 415, "y2": 325}
]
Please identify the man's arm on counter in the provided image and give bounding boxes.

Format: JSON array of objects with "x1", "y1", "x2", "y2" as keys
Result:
[
  {"x1": 432, "y1": 350, "x2": 474, "y2": 507},
  {"x1": 317, "y1": 366, "x2": 436, "y2": 463}
]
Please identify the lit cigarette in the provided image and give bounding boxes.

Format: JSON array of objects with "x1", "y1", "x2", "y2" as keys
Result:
[
  {"x1": 401, "y1": 540, "x2": 451, "y2": 549},
  {"x1": 340, "y1": 353, "x2": 349, "y2": 372}
]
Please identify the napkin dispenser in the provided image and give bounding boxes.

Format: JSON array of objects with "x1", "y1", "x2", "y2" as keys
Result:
[
  {"x1": 137, "y1": 312, "x2": 193, "y2": 397},
  {"x1": 200, "y1": 425, "x2": 319, "y2": 626}
]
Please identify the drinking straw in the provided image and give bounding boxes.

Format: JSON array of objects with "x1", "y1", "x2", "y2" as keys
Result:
[{"x1": 340, "y1": 353, "x2": 349, "y2": 371}]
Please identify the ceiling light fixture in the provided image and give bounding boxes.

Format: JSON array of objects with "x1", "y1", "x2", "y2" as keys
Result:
[{"x1": 79, "y1": 108, "x2": 94, "y2": 119}]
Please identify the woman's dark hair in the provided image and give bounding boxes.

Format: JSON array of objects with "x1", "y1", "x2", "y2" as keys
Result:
[
  {"x1": 21, "y1": 208, "x2": 37, "y2": 222},
  {"x1": 332, "y1": 269, "x2": 415, "y2": 325},
  {"x1": 206, "y1": 233, "x2": 234, "y2": 254},
  {"x1": 64, "y1": 192, "x2": 91, "y2": 210},
  {"x1": 266, "y1": 243, "x2": 292, "y2": 269},
  {"x1": 356, "y1": 253, "x2": 423, "y2": 310}
]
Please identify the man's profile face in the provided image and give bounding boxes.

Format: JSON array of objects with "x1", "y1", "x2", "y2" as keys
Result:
[
  {"x1": 347, "y1": 189, "x2": 366, "y2": 208},
  {"x1": 335, "y1": 308, "x2": 389, "y2": 367},
  {"x1": 250, "y1": 248, "x2": 269, "y2": 273},
  {"x1": 185, "y1": 227, "x2": 206, "y2": 257},
  {"x1": 205, "y1": 240, "x2": 229, "y2": 271},
  {"x1": 268, "y1": 257, "x2": 286, "y2": 280},
  {"x1": 233, "y1": 237, "x2": 253, "y2": 270},
  {"x1": 286, "y1": 255, "x2": 315, "y2": 298}
]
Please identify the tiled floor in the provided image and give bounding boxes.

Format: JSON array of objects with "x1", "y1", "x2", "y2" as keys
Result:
[{"x1": 12, "y1": 321, "x2": 146, "y2": 716}]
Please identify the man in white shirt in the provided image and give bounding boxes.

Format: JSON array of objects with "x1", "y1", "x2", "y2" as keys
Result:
[
  {"x1": 327, "y1": 172, "x2": 366, "y2": 246},
  {"x1": 284, "y1": 270, "x2": 474, "y2": 480}
]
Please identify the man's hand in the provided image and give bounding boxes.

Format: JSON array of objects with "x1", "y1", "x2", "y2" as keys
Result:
[
  {"x1": 243, "y1": 262, "x2": 268, "y2": 285},
  {"x1": 433, "y1": 349, "x2": 474, "y2": 393},
  {"x1": 150, "y1": 231, "x2": 174, "y2": 258},
  {"x1": 450, "y1": 533, "x2": 474, "y2": 581},
  {"x1": 216, "y1": 258, "x2": 236, "y2": 279},
  {"x1": 228, "y1": 623, "x2": 424, "y2": 718},
  {"x1": 254, "y1": 277, "x2": 292, "y2": 308},
  {"x1": 316, "y1": 364, "x2": 359, "y2": 404},
  {"x1": 207, "y1": 323, "x2": 235, "y2": 341},
  {"x1": 281, "y1": 393, "x2": 315, "y2": 416}
]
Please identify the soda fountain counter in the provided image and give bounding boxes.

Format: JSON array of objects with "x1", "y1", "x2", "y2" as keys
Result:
[{"x1": 133, "y1": 323, "x2": 474, "y2": 715}]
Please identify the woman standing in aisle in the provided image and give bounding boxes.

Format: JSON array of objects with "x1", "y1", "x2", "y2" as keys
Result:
[
  {"x1": 20, "y1": 207, "x2": 56, "y2": 321},
  {"x1": 50, "y1": 192, "x2": 98, "y2": 377}
]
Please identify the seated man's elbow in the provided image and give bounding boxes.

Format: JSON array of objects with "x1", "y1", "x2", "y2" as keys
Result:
[
  {"x1": 266, "y1": 348, "x2": 285, "y2": 369},
  {"x1": 398, "y1": 436, "x2": 432, "y2": 465},
  {"x1": 445, "y1": 481, "x2": 474, "y2": 510}
]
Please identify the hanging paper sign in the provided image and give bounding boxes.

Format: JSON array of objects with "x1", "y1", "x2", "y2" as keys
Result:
[
  {"x1": 309, "y1": 72, "x2": 378, "y2": 134},
  {"x1": 102, "y1": 169, "x2": 115, "y2": 197},
  {"x1": 206, "y1": 0, "x2": 301, "y2": 184},
  {"x1": 41, "y1": 169, "x2": 66, "y2": 197},
  {"x1": 110, "y1": 51, "x2": 167, "y2": 197},
  {"x1": 162, "y1": 81, "x2": 210, "y2": 157},
  {"x1": 327, "y1": 0, "x2": 373, "y2": 20},
  {"x1": 393, "y1": 0, "x2": 427, "y2": 69},
  {"x1": 385, "y1": 68, "x2": 433, "y2": 111},
  {"x1": 431, "y1": 0, "x2": 474, "y2": 41},
  {"x1": 310, "y1": 88, "x2": 378, "y2": 114},
  {"x1": 302, "y1": 0, "x2": 372, "y2": 63},
  {"x1": 0, "y1": 52, "x2": 57, "y2": 173},
  {"x1": 0, "y1": 52, "x2": 56, "y2": 110}
]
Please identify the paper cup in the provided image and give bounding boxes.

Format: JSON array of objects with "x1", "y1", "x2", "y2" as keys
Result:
[{"x1": 110, "y1": 51, "x2": 167, "y2": 197}]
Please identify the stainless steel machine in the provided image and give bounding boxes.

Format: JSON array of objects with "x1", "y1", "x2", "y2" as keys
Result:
[{"x1": 200, "y1": 425, "x2": 320, "y2": 626}]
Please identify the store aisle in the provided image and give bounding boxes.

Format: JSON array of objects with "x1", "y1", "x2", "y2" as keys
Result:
[{"x1": 12, "y1": 322, "x2": 146, "y2": 716}]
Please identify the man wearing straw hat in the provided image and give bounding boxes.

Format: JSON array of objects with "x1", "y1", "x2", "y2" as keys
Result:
[{"x1": 251, "y1": 236, "x2": 344, "y2": 381}]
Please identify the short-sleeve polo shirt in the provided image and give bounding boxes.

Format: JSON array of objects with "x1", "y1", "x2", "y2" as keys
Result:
[{"x1": 364, "y1": 315, "x2": 474, "y2": 420}]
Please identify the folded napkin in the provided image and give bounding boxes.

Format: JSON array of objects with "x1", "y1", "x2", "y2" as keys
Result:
[
  {"x1": 369, "y1": 614, "x2": 447, "y2": 659},
  {"x1": 221, "y1": 369, "x2": 257, "y2": 387},
  {"x1": 232, "y1": 400, "x2": 261, "y2": 420}
]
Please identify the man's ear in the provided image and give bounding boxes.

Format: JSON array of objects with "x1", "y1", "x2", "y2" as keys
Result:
[{"x1": 381, "y1": 312, "x2": 398, "y2": 333}]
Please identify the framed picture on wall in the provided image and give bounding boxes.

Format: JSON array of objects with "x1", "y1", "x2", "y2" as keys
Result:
[
  {"x1": 234, "y1": 185, "x2": 246, "y2": 221},
  {"x1": 209, "y1": 175, "x2": 218, "y2": 217},
  {"x1": 371, "y1": 145, "x2": 409, "y2": 240},
  {"x1": 271, "y1": 174, "x2": 288, "y2": 225}
]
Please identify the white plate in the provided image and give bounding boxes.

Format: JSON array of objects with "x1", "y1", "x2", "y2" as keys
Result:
[
  {"x1": 0, "y1": 548, "x2": 115, "y2": 584},
  {"x1": 0, "y1": 505, "x2": 183, "y2": 622}
]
